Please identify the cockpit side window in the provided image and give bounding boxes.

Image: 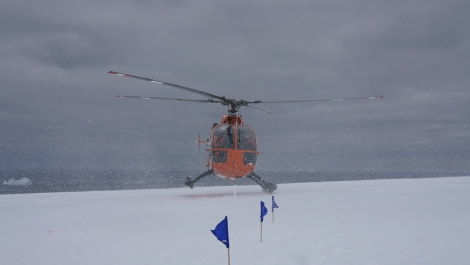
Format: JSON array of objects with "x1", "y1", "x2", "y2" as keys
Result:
[{"x1": 237, "y1": 127, "x2": 257, "y2": 151}]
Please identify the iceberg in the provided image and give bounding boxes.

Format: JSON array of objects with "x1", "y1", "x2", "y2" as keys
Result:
[{"x1": 3, "y1": 177, "x2": 32, "y2": 186}]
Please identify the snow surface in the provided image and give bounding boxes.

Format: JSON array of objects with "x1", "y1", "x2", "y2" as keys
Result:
[{"x1": 1, "y1": 177, "x2": 470, "y2": 265}]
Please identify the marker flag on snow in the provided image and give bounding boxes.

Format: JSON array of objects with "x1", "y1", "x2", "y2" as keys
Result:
[
  {"x1": 260, "y1": 201, "x2": 268, "y2": 222},
  {"x1": 272, "y1": 196, "x2": 279, "y2": 211},
  {"x1": 211, "y1": 216, "x2": 230, "y2": 248}
]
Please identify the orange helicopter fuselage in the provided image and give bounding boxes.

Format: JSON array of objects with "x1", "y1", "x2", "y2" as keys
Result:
[{"x1": 206, "y1": 115, "x2": 259, "y2": 179}]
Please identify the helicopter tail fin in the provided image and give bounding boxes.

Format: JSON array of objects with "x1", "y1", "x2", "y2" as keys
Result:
[{"x1": 196, "y1": 134, "x2": 208, "y2": 149}]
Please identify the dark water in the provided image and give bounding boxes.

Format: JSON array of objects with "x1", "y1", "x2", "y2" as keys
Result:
[{"x1": 0, "y1": 169, "x2": 466, "y2": 195}]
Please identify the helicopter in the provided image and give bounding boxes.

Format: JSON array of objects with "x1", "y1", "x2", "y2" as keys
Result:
[{"x1": 108, "y1": 70, "x2": 383, "y2": 193}]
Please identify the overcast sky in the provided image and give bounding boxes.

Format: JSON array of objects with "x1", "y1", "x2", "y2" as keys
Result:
[{"x1": 1, "y1": 0, "x2": 469, "y2": 175}]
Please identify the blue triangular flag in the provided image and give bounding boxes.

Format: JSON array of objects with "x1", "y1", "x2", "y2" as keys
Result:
[
  {"x1": 272, "y1": 195, "x2": 279, "y2": 211},
  {"x1": 260, "y1": 201, "x2": 268, "y2": 222},
  {"x1": 211, "y1": 216, "x2": 230, "y2": 248}
]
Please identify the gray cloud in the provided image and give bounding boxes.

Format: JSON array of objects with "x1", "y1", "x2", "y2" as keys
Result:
[{"x1": 1, "y1": 0, "x2": 469, "y2": 174}]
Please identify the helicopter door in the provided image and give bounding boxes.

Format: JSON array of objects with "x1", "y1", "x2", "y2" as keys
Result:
[
  {"x1": 237, "y1": 127, "x2": 256, "y2": 151},
  {"x1": 210, "y1": 125, "x2": 234, "y2": 163},
  {"x1": 237, "y1": 126, "x2": 258, "y2": 165}
]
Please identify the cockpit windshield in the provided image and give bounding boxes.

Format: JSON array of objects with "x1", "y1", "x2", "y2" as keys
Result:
[
  {"x1": 211, "y1": 125, "x2": 234, "y2": 148},
  {"x1": 211, "y1": 125, "x2": 257, "y2": 150},
  {"x1": 210, "y1": 125, "x2": 258, "y2": 165}
]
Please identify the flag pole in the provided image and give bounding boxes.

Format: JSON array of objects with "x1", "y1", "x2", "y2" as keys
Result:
[
  {"x1": 227, "y1": 248, "x2": 231, "y2": 265},
  {"x1": 272, "y1": 209, "x2": 275, "y2": 223},
  {"x1": 260, "y1": 221, "x2": 263, "y2": 242}
]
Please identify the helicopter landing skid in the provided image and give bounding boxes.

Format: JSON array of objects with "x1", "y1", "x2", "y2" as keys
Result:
[
  {"x1": 185, "y1": 169, "x2": 214, "y2": 189},
  {"x1": 246, "y1": 172, "x2": 277, "y2": 193}
]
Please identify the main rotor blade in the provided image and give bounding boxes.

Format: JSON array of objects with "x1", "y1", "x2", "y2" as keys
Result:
[
  {"x1": 115, "y1": 95, "x2": 220, "y2": 103},
  {"x1": 256, "y1": 96, "x2": 383, "y2": 104},
  {"x1": 109, "y1": 71, "x2": 226, "y2": 101},
  {"x1": 245, "y1": 105, "x2": 273, "y2": 115}
]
